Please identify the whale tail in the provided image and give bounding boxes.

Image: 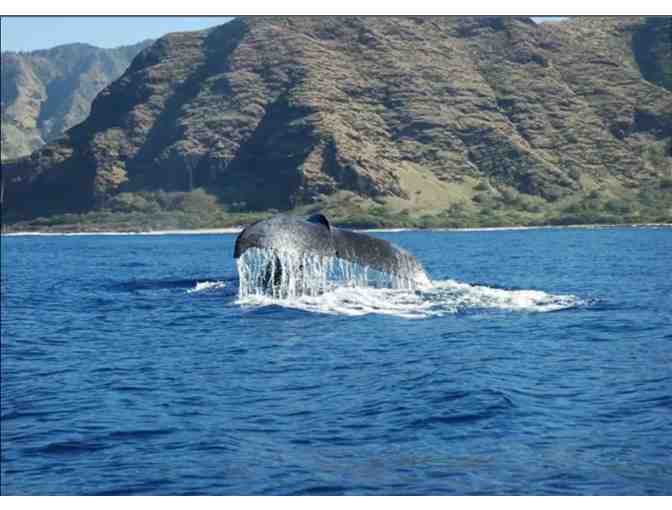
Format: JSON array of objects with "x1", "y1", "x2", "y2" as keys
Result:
[{"x1": 234, "y1": 213, "x2": 428, "y2": 297}]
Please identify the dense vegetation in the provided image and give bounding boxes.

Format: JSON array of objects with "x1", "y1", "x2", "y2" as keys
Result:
[{"x1": 4, "y1": 178, "x2": 670, "y2": 233}]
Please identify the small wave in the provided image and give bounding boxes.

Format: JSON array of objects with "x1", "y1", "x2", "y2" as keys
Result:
[
  {"x1": 237, "y1": 279, "x2": 584, "y2": 318},
  {"x1": 23, "y1": 439, "x2": 108, "y2": 456},
  {"x1": 109, "y1": 277, "x2": 232, "y2": 293},
  {"x1": 187, "y1": 281, "x2": 228, "y2": 294}
]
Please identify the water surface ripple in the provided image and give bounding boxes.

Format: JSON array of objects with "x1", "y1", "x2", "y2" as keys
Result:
[{"x1": 1, "y1": 228, "x2": 671, "y2": 494}]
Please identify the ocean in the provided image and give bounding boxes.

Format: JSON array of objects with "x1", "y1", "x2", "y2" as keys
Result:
[{"x1": 1, "y1": 226, "x2": 670, "y2": 494}]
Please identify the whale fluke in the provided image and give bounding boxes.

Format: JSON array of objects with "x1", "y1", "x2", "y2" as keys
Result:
[{"x1": 234, "y1": 213, "x2": 425, "y2": 283}]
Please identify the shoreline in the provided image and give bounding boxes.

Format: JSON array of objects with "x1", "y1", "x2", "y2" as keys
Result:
[{"x1": 2, "y1": 223, "x2": 671, "y2": 236}]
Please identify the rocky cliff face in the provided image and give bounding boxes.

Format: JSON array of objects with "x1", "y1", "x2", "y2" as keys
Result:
[
  {"x1": 1, "y1": 40, "x2": 152, "y2": 160},
  {"x1": 2, "y1": 17, "x2": 670, "y2": 220}
]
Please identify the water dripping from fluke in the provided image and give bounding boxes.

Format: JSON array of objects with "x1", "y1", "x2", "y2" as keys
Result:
[
  {"x1": 236, "y1": 247, "x2": 429, "y2": 301},
  {"x1": 233, "y1": 213, "x2": 430, "y2": 301},
  {"x1": 232, "y1": 214, "x2": 585, "y2": 318}
]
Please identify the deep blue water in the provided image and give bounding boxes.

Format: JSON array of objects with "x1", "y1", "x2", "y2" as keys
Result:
[{"x1": 1, "y1": 227, "x2": 671, "y2": 495}]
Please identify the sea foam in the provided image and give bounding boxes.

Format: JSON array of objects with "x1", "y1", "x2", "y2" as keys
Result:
[{"x1": 235, "y1": 248, "x2": 582, "y2": 318}]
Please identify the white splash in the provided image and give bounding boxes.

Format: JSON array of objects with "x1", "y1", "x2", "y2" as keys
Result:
[
  {"x1": 235, "y1": 248, "x2": 583, "y2": 318},
  {"x1": 237, "y1": 247, "x2": 429, "y2": 301},
  {"x1": 427, "y1": 280, "x2": 582, "y2": 313},
  {"x1": 187, "y1": 280, "x2": 227, "y2": 293}
]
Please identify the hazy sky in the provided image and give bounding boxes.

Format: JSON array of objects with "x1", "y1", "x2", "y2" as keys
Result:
[
  {"x1": 0, "y1": 16, "x2": 566, "y2": 53},
  {"x1": 0, "y1": 17, "x2": 233, "y2": 52}
]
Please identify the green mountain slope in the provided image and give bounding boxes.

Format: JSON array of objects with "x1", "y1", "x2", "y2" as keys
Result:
[{"x1": 2, "y1": 17, "x2": 670, "y2": 230}]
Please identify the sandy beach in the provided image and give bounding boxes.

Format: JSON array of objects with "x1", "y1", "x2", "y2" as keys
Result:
[{"x1": 3, "y1": 223, "x2": 670, "y2": 236}]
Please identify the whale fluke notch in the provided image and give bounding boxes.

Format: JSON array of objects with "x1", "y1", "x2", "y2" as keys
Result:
[
  {"x1": 234, "y1": 213, "x2": 427, "y2": 289},
  {"x1": 306, "y1": 213, "x2": 331, "y2": 230}
]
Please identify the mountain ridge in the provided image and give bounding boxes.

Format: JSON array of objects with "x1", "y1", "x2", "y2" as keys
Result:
[
  {"x1": 2, "y1": 16, "x2": 670, "y2": 230},
  {"x1": 1, "y1": 39, "x2": 153, "y2": 160}
]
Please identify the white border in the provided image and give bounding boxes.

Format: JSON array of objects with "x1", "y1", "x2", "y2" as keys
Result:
[{"x1": 1, "y1": 0, "x2": 671, "y2": 503}]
